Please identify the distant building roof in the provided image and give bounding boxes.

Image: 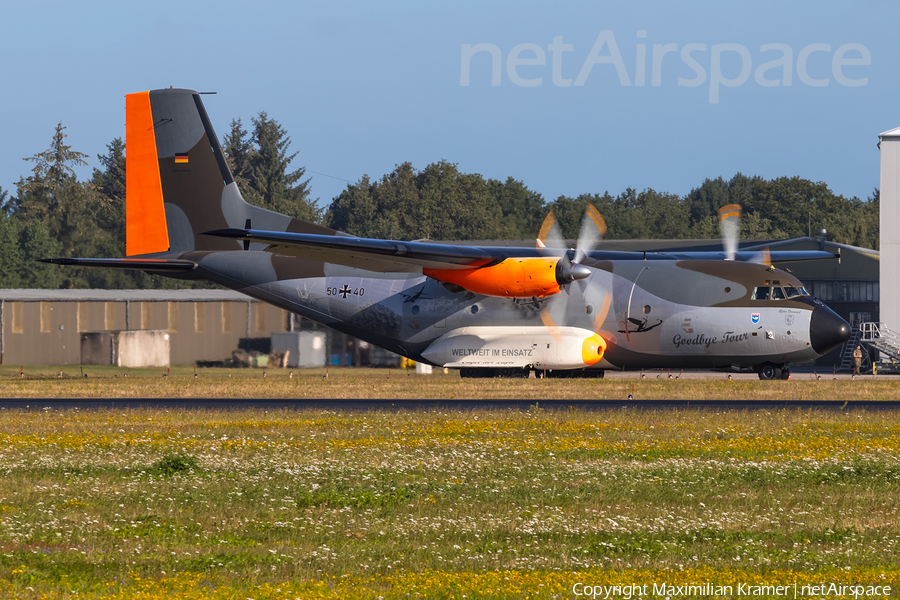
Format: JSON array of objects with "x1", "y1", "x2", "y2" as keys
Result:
[{"x1": 0, "y1": 289, "x2": 260, "y2": 302}]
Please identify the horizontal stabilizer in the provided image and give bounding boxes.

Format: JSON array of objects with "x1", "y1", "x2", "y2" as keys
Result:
[{"x1": 40, "y1": 257, "x2": 197, "y2": 272}]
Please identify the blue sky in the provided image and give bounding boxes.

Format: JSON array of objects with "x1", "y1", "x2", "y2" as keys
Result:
[{"x1": 0, "y1": 1, "x2": 892, "y2": 214}]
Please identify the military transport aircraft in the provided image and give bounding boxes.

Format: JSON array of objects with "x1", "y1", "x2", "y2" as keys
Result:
[{"x1": 43, "y1": 88, "x2": 851, "y2": 380}]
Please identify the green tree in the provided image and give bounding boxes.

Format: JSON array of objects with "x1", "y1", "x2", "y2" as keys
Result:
[
  {"x1": 18, "y1": 220, "x2": 62, "y2": 288},
  {"x1": 687, "y1": 177, "x2": 730, "y2": 224},
  {"x1": 222, "y1": 118, "x2": 254, "y2": 192},
  {"x1": 13, "y1": 124, "x2": 103, "y2": 287},
  {"x1": 328, "y1": 172, "x2": 392, "y2": 239},
  {"x1": 413, "y1": 161, "x2": 504, "y2": 240},
  {"x1": 0, "y1": 212, "x2": 23, "y2": 288},
  {"x1": 547, "y1": 194, "x2": 592, "y2": 241},
  {"x1": 14, "y1": 123, "x2": 88, "y2": 230},
  {"x1": 246, "y1": 112, "x2": 321, "y2": 222},
  {"x1": 90, "y1": 138, "x2": 127, "y2": 256},
  {"x1": 327, "y1": 161, "x2": 507, "y2": 241},
  {"x1": 488, "y1": 177, "x2": 546, "y2": 240}
]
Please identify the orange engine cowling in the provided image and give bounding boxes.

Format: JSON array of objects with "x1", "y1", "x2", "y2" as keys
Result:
[{"x1": 424, "y1": 257, "x2": 590, "y2": 299}]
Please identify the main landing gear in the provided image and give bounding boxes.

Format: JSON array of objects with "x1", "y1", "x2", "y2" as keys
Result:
[{"x1": 756, "y1": 362, "x2": 791, "y2": 380}]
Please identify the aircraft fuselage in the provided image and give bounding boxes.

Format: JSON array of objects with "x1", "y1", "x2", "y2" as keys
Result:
[{"x1": 185, "y1": 249, "x2": 846, "y2": 372}]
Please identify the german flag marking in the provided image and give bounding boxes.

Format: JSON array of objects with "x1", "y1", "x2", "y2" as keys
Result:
[{"x1": 175, "y1": 153, "x2": 189, "y2": 164}]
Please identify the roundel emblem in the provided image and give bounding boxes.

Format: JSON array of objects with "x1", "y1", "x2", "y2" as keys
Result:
[{"x1": 751, "y1": 313, "x2": 761, "y2": 324}]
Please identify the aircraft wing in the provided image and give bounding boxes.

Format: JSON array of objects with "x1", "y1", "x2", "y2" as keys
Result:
[
  {"x1": 41, "y1": 233, "x2": 839, "y2": 278},
  {"x1": 204, "y1": 229, "x2": 519, "y2": 272},
  {"x1": 204, "y1": 228, "x2": 841, "y2": 272}
]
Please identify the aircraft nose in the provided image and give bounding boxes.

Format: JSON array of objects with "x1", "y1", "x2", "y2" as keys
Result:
[{"x1": 809, "y1": 305, "x2": 851, "y2": 355}]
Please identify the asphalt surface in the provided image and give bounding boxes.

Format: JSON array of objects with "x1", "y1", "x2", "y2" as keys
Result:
[{"x1": 0, "y1": 398, "x2": 898, "y2": 410}]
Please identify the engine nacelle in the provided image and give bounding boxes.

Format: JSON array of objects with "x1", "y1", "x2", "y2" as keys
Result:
[
  {"x1": 421, "y1": 326, "x2": 607, "y2": 370},
  {"x1": 423, "y1": 257, "x2": 589, "y2": 299}
]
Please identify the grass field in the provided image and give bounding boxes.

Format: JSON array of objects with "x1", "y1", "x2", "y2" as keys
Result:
[
  {"x1": 0, "y1": 365, "x2": 897, "y2": 401},
  {"x1": 0, "y1": 402, "x2": 898, "y2": 598}
]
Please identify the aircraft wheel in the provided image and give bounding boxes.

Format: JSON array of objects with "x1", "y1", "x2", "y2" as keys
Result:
[
  {"x1": 498, "y1": 368, "x2": 530, "y2": 378},
  {"x1": 758, "y1": 363, "x2": 780, "y2": 380},
  {"x1": 545, "y1": 369, "x2": 605, "y2": 379},
  {"x1": 779, "y1": 368, "x2": 791, "y2": 380},
  {"x1": 461, "y1": 368, "x2": 529, "y2": 379}
]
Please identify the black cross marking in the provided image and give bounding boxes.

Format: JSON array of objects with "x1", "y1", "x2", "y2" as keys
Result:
[{"x1": 338, "y1": 285, "x2": 352, "y2": 299}]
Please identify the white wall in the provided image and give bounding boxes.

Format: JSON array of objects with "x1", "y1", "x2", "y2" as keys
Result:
[
  {"x1": 117, "y1": 330, "x2": 170, "y2": 367},
  {"x1": 879, "y1": 128, "x2": 900, "y2": 330}
]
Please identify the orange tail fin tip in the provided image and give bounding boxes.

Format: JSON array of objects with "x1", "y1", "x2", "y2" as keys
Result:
[{"x1": 125, "y1": 91, "x2": 170, "y2": 256}]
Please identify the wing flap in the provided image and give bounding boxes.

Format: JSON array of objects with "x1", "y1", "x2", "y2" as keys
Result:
[
  {"x1": 40, "y1": 257, "x2": 197, "y2": 272},
  {"x1": 648, "y1": 250, "x2": 839, "y2": 263}
]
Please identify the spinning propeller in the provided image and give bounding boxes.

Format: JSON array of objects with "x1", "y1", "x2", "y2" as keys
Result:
[
  {"x1": 717, "y1": 204, "x2": 771, "y2": 266},
  {"x1": 717, "y1": 204, "x2": 741, "y2": 261},
  {"x1": 536, "y1": 205, "x2": 612, "y2": 347}
]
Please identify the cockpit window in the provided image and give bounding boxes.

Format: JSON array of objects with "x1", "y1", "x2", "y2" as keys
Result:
[
  {"x1": 784, "y1": 286, "x2": 801, "y2": 299},
  {"x1": 752, "y1": 286, "x2": 770, "y2": 300},
  {"x1": 798, "y1": 287, "x2": 810, "y2": 296},
  {"x1": 772, "y1": 287, "x2": 786, "y2": 300}
]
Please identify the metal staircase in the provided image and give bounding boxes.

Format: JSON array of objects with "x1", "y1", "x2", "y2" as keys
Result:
[
  {"x1": 838, "y1": 326, "x2": 864, "y2": 373},
  {"x1": 859, "y1": 322, "x2": 900, "y2": 373}
]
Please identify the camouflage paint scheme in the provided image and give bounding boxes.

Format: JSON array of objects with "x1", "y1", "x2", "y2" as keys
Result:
[{"x1": 46, "y1": 89, "x2": 851, "y2": 376}]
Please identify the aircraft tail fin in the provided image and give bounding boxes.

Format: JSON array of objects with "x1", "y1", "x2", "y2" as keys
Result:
[{"x1": 124, "y1": 88, "x2": 332, "y2": 256}]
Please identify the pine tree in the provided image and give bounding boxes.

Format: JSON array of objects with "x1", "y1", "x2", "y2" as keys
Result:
[
  {"x1": 222, "y1": 118, "x2": 255, "y2": 198},
  {"x1": 15, "y1": 123, "x2": 88, "y2": 232},
  {"x1": 18, "y1": 220, "x2": 61, "y2": 288},
  {"x1": 245, "y1": 112, "x2": 321, "y2": 222},
  {"x1": 0, "y1": 212, "x2": 24, "y2": 288}
]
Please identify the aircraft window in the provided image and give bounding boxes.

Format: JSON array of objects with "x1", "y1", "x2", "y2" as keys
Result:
[
  {"x1": 724, "y1": 287, "x2": 731, "y2": 293},
  {"x1": 643, "y1": 305, "x2": 651, "y2": 314},
  {"x1": 412, "y1": 305, "x2": 420, "y2": 314},
  {"x1": 752, "y1": 286, "x2": 770, "y2": 300},
  {"x1": 784, "y1": 286, "x2": 801, "y2": 298},
  {"x1": 772, "y1": 280, "x2": 781, "y2": 285},
  {"x1": 799, "y1": 287, "x2": 810, "y2": 296},
  {"x1": 585, "y1": 305, "x2": 594, "y2": 314},
  {"x1": 772, "y1": 287, "x2": 786, "y2": 300},
  {"x1": 471, "y1": 305, "x2": 479, "y2": 314}
]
